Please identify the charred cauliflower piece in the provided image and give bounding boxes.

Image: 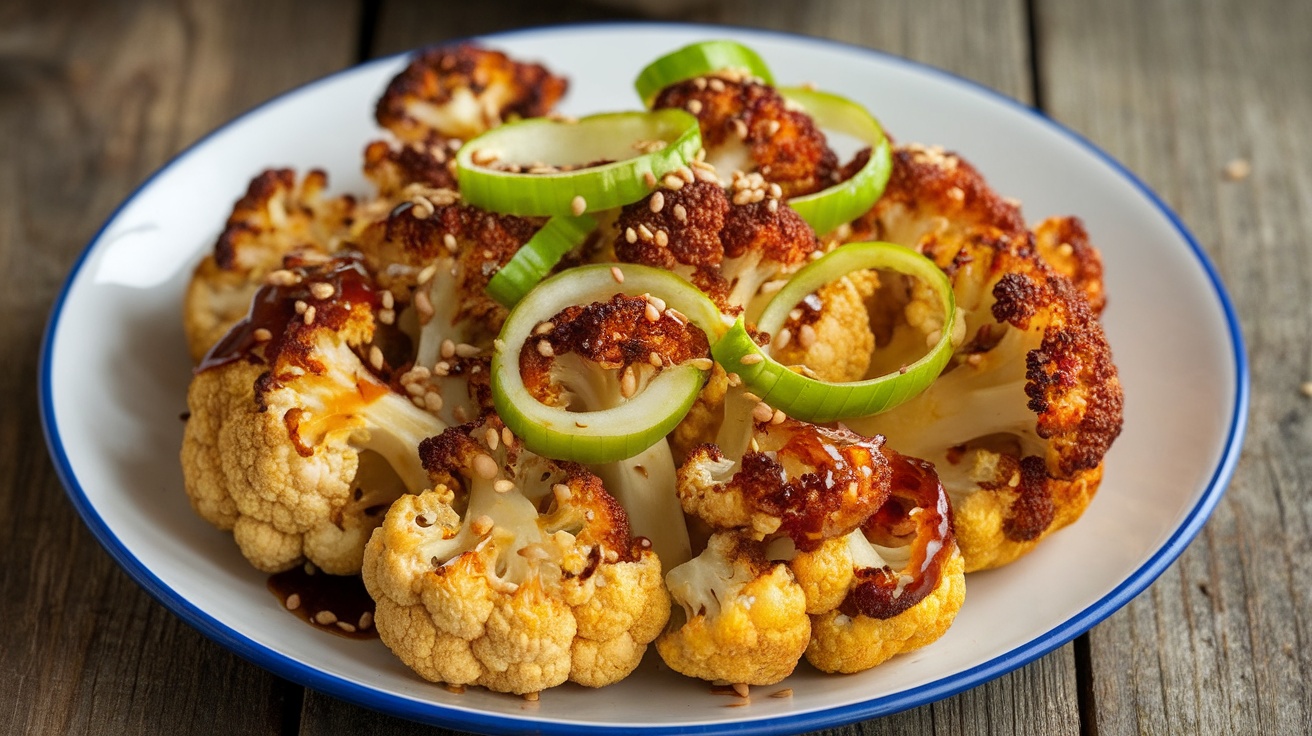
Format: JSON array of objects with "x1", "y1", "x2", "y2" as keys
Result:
[
  {"x1": 656, "y1": 531, "x2": 810, "y2": 686},
  {"x1": 850, "y1": 229, "x2": 1123, "y2": 571},
  {"x1": 520, "y1": 293, "x2": 714, "y2": 571},
  {"x1": 1032, "y1": 215, "x2": 1106, "y2": 315},
  {"x1": 652, "y1": 72, "x2": 839, "y2": 198},
  {"x1": 183, "y1": 169, "x2": 358, "y2": 362},
  {"x1": 181, "y1": 255, "x2": 447, "y2": 574},
  {"x1": 362, "y1": 415, "x2": 668, "y2": 694},
  {"x1": 790, "y1": 451, "x2": 965, "y2": 673},
  {"x1": 376, "y1": 43, "x2": 568, "y2": 144},
  {"x1": 362, "y1": 137, "x2": 461, "y2": 200}
]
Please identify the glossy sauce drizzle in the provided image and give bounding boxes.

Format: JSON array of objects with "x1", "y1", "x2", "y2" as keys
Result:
[{"x1": 267, "y1": 565, "x2": 378, "y2": 640}]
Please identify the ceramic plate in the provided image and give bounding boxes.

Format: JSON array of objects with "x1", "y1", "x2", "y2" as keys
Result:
[{"x1": 40, "y1": 22, "x2": 1247, "y2": 736}]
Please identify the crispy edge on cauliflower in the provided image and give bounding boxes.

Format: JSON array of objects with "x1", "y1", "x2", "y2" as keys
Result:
[
  {"x1": 850, "y1": 229, "x2": 1123, "y2": 571},
  {"x1": 1032, "y1": 215, "x2": 1106, "y2": 315},
  {"x1": 183, "y1": 168, "x2": 358, "y2": 362},
  {"x1": 362, "y1": 415, "x2": 668, "y2": 695},
  {"x1": 652, "y1": 72, "x2": 839, "y2": 198},
  {"x1": 656, "y1": 531, "x2": 810, "y2": 686},
  {"x1": 375, "y1": 43, "x2": 568, "y2": 143},
  {"x1": 363, "y1": 137, "x2": 461, "y2": 200},
  {"x1": 520, "y1": 293, "x2": 714, "y2": 570},
  {"x1": 787, "y1": 451, "x2": 965, "y2": 673},
  {"x1": 181, "y1": 255, "x2": 446, "y2": 574},
  {"x1": 678, "y1": 410, "x2": 892, "y2": 549}
]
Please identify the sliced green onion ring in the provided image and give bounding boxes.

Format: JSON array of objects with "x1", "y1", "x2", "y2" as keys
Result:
[
  {"x1": 712, "y1": 242, "x2": 956, "y2": 423},
  {"x1": 780, "y1": 87, "x2": 893, "y2": 237},
  {"x1": 486, "y1": 214, "x2": 596, "y2": 308},
  {"x1": 456, "y1": 110, "x2": 702, "y2": 217},
  {"x1": 634, "y1": 40, "x2": 776, "y2": 107},
  {"x1": 492, "y1": 263, "x2": 728, "y2": 463}
]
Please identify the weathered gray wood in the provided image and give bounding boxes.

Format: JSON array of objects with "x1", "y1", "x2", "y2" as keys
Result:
[
  {"x1": 296, "y1": 3, "x2": 1079, "y2": 735},
  {"x1": 1036, "y1": 0, "x2": 1312, "y2": 734},
  {"x1": 0, "y1": 0, "x2": 358, "y2": 733}
]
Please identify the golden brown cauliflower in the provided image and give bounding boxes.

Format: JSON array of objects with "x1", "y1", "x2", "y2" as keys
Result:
[
  {"x1": 375, "y1": 43, "x2": 568, "y2": 144},
  {"x1": 361, "y1": 415, "x2": 668, "y2": 695},
  {"x1": 849, "y1": 228, "x2": 1123, "y2": 571},
  {"x1": 182, "y1": 168, "x2": 358, "y2": 362},
  {"x1": 788, "y1": 450, "x2": 966, "y2": 673},
  {"x1": 181, "y1": 255, "x2": 449, "y2": 574},
  {"x1": 656, "y1": 531, "x2": 810, "y2": 686}
]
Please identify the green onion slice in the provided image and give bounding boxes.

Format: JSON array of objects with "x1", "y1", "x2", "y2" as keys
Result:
[
  {"x1": 634, "y1": 40, "x2": 776, "y2": 107},
  {"x1": 455, "y1": 110, "x2": 702, "y2": 217},
  {"x1": 492, "y1": 263, "x2": 728, "y2": 463},
  {"x1": 712, "y1": 242, "x2": 956, "y2": 422},
  {"x1": 780, "y1": 87, "x2": 893, "y2": 237},
  {"x1": 486, "y1": 214, "x2": 596, "y2": 308}
]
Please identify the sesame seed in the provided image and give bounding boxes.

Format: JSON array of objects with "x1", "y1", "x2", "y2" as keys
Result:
[
  {"x1": 732, "y1": 118, "x2": 748, "y2": 139},
  {"x1": 455, "y1": 342, "x2": 480, "y2": 358},
  {"x1": 732, "y1": 683, "x2": 750, "y2": 698},
  {"x1": 493, "y1": 479, "x2": 515, "y2": 493},
  {"x1": 378, "y1": 308, "x2": 395, "y2": 325},
  {"x1": 665, "y1": 308, "x2": 686, "y2": 325},
  {"x1": 502, "y1": 427, "x2": 514, "y2": 446},
  {"x1": 768, "y1": 183, "x2": 783, "y2": 199},
  {"x1": 772, "y1": 328, "x2": 792, "y2": 351},
  {"x1": 650, "y1": 191, "x2": 665, "y2": 213},
  {"x1": 443, "y1": 233, "x2": 458, "y2": 253},
  {"x1": 314, "y1": 610, "x2": 338, "y2": 625},
  {"x1": 611, "y1": 266, "x2": 625, "y2": 284},
  {"x1": 302, "y1": 305, "x2": 316, "y2": 325},
  {"x1": 285, "y1": 594, "x2": 301, "y2": 610},
  {"x1": 253, "y1": 328, "x2": 272, "y2": 342},
  {"x1": 358, "y1": 611, "x2": 373, "y2": 630},
  {"x1": 673, "y1": 203, "x2": 688, "y2": 223},
  {"x1": 485, "y1": 427, "x2": 500, "y2": 450},
  {"x1": 553, "y1": 483, "x2": 573, "y2": 503},
  {"x1": 709, "y1": 78, "x2": 725, "y2": 92},
  {"x1": 533, "y1": 321, "x2": 555, "y2": 336},
  {"x1": 493, "y1": 338, "x2": 506, "y2": 352},
  {"x1": 798, "y1": 324, "x2": 817, "y2": 349},
  {"x1": 655, "y1": 229, "x2": 669, "y2": 247},
  {"x1": 739, "y1": 353, "x2": 764, "y2": 365},
  {"x1": 294, "y1": 300, "x2": 308, "y2": 315},
  {"x1": 523, "y1": 692, "x2": 540, "y2": 702},
  {"x1": 620, "y1": 366, "x2": 638, "y2": 398},
  {"x1": 405, "y1": 381, "x2": 426, "y2": 396},
  {"x1": 413, "y1": 289, "x2": 434, "y2": 323},
  {"x1": 645, "y1": 302, "x2": 661, "y2": 322},
  {"x1": 1224, "y1": 158, "x2": 1251, "y2": 181},
  {"x1": 571, "y1": 195, "x2": 587, "y2": 216},
  {"x1": 537, "y1": 340, "x2": 555, "y2": 357},
  {"x1": 638, "y1": 223, "x2": 655, "y2": 241},
  {"x1": 424, "y1": 392, "x2": 443, "y2": 412},
  {"x1": 473, "y1": 454, "x2": 499, "y2": 480},
  {"x1": 471, "y1": 514, "x2": 495, "y2": 535},
  {"x1": 662, "y1": 173, "x2": 685, "y2": 190},
  {"x1": 369, "y1": 345, "x2": 384, "y2": 371},
  {"x1": 440, "y1": 339, "x2": 456, "y2": 359},
  {"x1": 647, "y1": 295, "x2": 667, "y2": 312},
  {"x1": 947, "y1": 186, "x2": 966, "y2": 202},
  {"x1": 766, "y1": 120, "x2": 781, "y2": 137},
  {"x1": 690, "y1": 358, "x2": 713, "y2": 371},
  {"x1": 770, "y1": 688, "x2": 793, "y2": 699},
  {"x1": 309, "y1": 282, "x2": 335, "y2": 300},
  {"x1": 453, "y1": 406, "x2": 469, "y2": 423},
  {"x1": 677, "y1": 166, "x2": 694, "y2": 183},
  {"x1": 694, "y1": 77, "x2": 708, "y2": 90},
  {"x1": 433, "y1": 361, "x2": 451, "y2": 376},
  {"x1": 471, "y1": 148, "x2": 500, "y2": 166},
  {"x1": 625, "y1": 226, "x2": 638, "y2": 244},
  {"x1": 771, "y1": 409, "x2": 786, "y2": 425},
  {"x1": 267, "y1": 269, "x2": 298, "y2": 286},
  {"x1": 686, "y1": 99, "x2": 703, "y2": 114},
  {"x1": 752, "y1": 402, "x2": 774, "y2": 422},
  {"x1": 643, "y1": 171, "x2": 657, "y2": 187},
  {"x1": 767, "y1": 198, "x2": 779, "y2": 213},
  {"x1": 417, "y1": 263, "x2": 439, "y2": 285},
  {"x1": 649, "y1": 351, "x2": 663, "y2": 367},
  {"x1": 727, "y1": 372, "x2": 742, "y2": 387}
]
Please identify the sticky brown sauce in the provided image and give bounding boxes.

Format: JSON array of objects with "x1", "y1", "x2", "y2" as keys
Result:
[{"x1": 267, "y1": 565, "x2": 378, "y2": 639}]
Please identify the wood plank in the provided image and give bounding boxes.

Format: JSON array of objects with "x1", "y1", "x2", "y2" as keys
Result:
[
  {"x1": 297, "y1": 3, "x2": 1079, "y2": 735},
  {"x1": 1035, "y1": 0, "x2": 1312, "y2": 733},
  {"x1": 0, "y1": 0, "x2": 358, "y2": 733}
]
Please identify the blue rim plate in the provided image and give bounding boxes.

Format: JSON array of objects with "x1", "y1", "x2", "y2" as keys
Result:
[{"x1": 39, "y1": 22, "x2": 1247, "y2": 736}]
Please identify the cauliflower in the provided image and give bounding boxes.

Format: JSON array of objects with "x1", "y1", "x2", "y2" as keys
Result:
[
  {"x1": 181, "y1": 254, "x2": 448, "y2": 574},
  {"x1": 767, "y1": 272, "x2": 877, "y2": 383},
  {"x1": 375, "y1": 43, "x2": 568, "y2": 144},
  {"x1": 182, "y1": 168, "x2": 358, "y2": 362},
  {"x1": 362, "y1": 415, "x2": 668, "y2": 694},
  {"x1": 849, "y1": 228, "x2": 1123, "y2": 571},
  {"x1": 787, "y1": 450, "x2": 966, "y2": 673},
  {"x1": 519, "y1": 293, "x2": 715, "y2": 571},
  {"x1": 1032, "y1": 214, "x2": 1106, "y2": 315},
  {"x1": 656, "y1": 531, "x2": 810, "y2": 686},
  {"x1": 362, "y1": 137, "x2": 461, "y2": 200},
  {"x1": 651, "y1": 72, "x2": 839, "y2": 198}
]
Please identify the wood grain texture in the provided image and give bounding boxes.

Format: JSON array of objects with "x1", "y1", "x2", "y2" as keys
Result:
[
  {"x1": 295, "y1": 2, "x2": 1078, "y2": 735},
  {"x1": 1036, "y1": 0, "x2": 1312, "y2": 733},
  {"x1": 0, "y1": 0, "x2": 357, "y2": 733}
]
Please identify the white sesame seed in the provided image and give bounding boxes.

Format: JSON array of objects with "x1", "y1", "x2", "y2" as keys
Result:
[
  {"x1": 643, "y1": 171, "x2": 657, "y2": 188},
  {"x1": 294, "y1": 300, "x2": 308, "y2": 315},
  {"x1": 485, "y1": 427, "x2": 500, "y2": 451},
  {"x1": 655, "y1": 229, "x2": 669, "y2": 247},
  {"x1": 314, "y1": 610, "x2": 338, "y2": 625},
  {"x1": 767, "y1": 198, "x2": 779, "y2": 213},
  {"x1": 620, "y1": 366, "x2": 638, "y2": 398},
  {"x1": 739, "y1": 353, "x2": 764, "y2": 365},
  {"x1": 369, "y1": 345, "x2": 384, "y2": 371},
  {"x1": 302, "y1": 305, "x2": 316, "y2": 325},
  {"x1": 443, "y1": 233, "x2": 458, "y2": 253},
  {"x1": 471, "y1": 514, "x2": 494, "y2": 535},
  {"x1": 336, "y1": 621, "x2": 357, "y2": 633},
  {"x1": 537, "y1": 340, "x2": 555, "y2": 357},
  {"x1": 727, "y1": 372, "x2": 742, "y2": 386},
  {"x1": 358, "y1": 611, "x2": 373, "y2": 630},
  {"x1": 662, "y1": 173, "x2": 685, "y2": 190},
  {"x1": 772, "y1": 328, "x2": 792, "y2": 351},
  {"x1": 417, "y1": 263, "x2": 439, "y2": 285},
  {"x1": 798, "y1": 324, "x2": 817, "y2": 349},
  {"x1": 378, "y1": 308, "x2": 395, "y2": 325},
  {"x1": 1224, "y1": 158, "x2": 1252, "y2": 181},
  {"x1": 638, "y1": 223, "x2": 655, "y2": 241},
  {"x1": 732, "y1": 683, "x2": 750, "y2": 698},
  {"x1": 771, "y1": 409, "x2": 787, "y2": 425},
  {"x1": 649, "y1": 351, "x2": 663, "y2": 367},
  {"x1": 770, "y1": 688, "x2": 793, "y2": 699},
  {"x1": 424, "y1": 392, "x2": 443, "y2": 412},
  {"x1": 752, "y1": 402, "x2": 774, "y2": 422},
  {"x1": 440, "y1": 339, "x2": 456, "y2": 359},
  {"x1": 673, "y1": 203, "x2": 688, "y2": 223},
  {"x1": 455, "y1": 342, "x2": 480, "y2": 358},
  {"x1": 571, "y1": 195, "x2": 587, "y2": 216},
  {"x1": 686, "y1": 99, "x2": 703, "y2": 115},
  {"x1": 310, "y1": 282, "x2": 335, "y2": 300},
  {"x1": 493, "y1": 479, "x2": 515, "y2": 493},
  {"x1": 625, "y1": 226, "x2": 638, "y2": 244},
  {"x1": 553, "y1": 483, "x2": 572, "y2": 503},
  {"x1": 690, "y1": 358, "x2": 714, "y2": 371},
  {"x1": 647, "y1": 295, "x2": 667, "y2": 312},
  {"x1": 611, "y1": 266, "x2": 625, "y2": 284},
  {"x1": 766, "y1": 120, "x2": 781, "y2": 137},
  {"x1": 650, "y1": 191, "x2": 665, "y2": 213},
  {"x1": 267, "y1": 269, "x2": 298, "y2": 286},
  {"x1": 473, "y1": 454, "x2": 499, "y2": 480},
  {"x1": 645, "y1": 302, "x2": 661, "y2": 322},
  {"x1": 285, "y1": 594, "x2": 301, "y2": 611},
  {"x1": 253, "y1": 328, "x2": 273, "y2": 342}
]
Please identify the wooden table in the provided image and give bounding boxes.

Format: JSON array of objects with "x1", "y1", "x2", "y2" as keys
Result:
[{"x1": 3, "y1": 1, "x2": 1305, "y2": 733}]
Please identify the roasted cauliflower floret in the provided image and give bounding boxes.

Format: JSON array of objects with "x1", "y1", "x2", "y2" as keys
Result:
[
  {"x1": 850, "y1": 229, "x2": 1123, "y2": 571},
  {"x1": 183, "y1": 168, "x2": 358, "y2": 362},
  {"x1": 362, "y1": 137, "x2": 461, "y2": 200},
  {"x1": 1032, "y1": 215, "x2": 1106, "y2": 315},
  {"x1": 362, "y1": 415, "x2": 668, "y2": 694},
  {"x1": 767, "y1": 272, "x2": 877, "y2": 382},
  {"x1": 520, "y1": 293, "x2": 714, "y2": 570},
  {"x1": 181, "y1": 255, "x2": 447, "y2": 574},
  {"x1": 652, "y1": 72, "x2": 839, "y2": 198},
  {"x1": 787, "y1": 450, "x2": 965, "y2": 673},
  {"x1": 376, "y1": 43, "x2": 568, "y2": 144},
  {"x1": 656, "y1": 531, "x2": 810, "y2": 686}
]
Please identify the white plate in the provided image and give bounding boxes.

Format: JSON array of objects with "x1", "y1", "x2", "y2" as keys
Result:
[{"x1": 40, "y1": 22, "x2": 1247, "y2": 736}]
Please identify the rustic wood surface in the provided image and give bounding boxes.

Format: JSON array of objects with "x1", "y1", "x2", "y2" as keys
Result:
[{"x1": 0, "y1": 0, "x2": 1298, "y2": 734}]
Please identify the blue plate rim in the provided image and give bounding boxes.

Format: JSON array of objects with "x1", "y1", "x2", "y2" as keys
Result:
[{"x1": 38, "y1": 20, "x2": 1249, "y2": 736}]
